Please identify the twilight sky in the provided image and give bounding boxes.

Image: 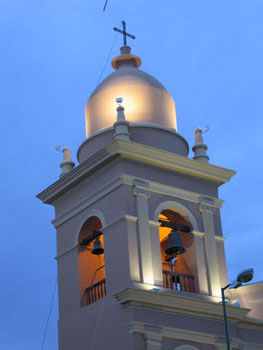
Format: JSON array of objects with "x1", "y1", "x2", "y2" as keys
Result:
[{"x1": 1, "y1": 1, "x2": 262, "y2": 349}]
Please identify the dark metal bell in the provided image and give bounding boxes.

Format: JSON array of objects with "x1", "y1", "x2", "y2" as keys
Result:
[
  {"x1": 92, "y1": 237, "x2": 104, "y2": 255},
  {"x1": 164, "y1": 230, "x2": 186, "y2": 256}
]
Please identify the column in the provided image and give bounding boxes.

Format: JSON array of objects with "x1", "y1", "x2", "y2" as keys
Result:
[
  {"x1": 199, "y1": 203, "x2": 221, "y2": 297},
  {"x1": 133, "y1": 187, "x2": 154, "y2": 285},
  {"x1": 144, "y1": 334, "x2": 162, "y2": 350}
]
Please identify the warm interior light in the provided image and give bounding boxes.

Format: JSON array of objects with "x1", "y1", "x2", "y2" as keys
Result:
[
  {"x1": 158, "y1": 210, "x2": 193, "y2": 275},
  {"x1": 78, "y1": 216, "x2": 105, "y2": 304}
]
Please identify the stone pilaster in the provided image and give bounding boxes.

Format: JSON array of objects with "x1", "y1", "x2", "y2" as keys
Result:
[
  {"x1": 144, "y1": 333, "x2": 162, "y2": 350},
  {"x1": 199, "y1": 202, "x2": 221, "y2": 297},
  {"x1": 133, "y1": 186, "x2": 154, "y2": 285}
]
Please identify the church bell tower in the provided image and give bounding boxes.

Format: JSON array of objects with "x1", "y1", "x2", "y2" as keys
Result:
[{"x1": 37, "y1": 23, "x2": 263, "y2": 350}]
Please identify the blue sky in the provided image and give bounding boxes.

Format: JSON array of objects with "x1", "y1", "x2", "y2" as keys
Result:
[{"x1": 1, "y1": 0, "x2": 262, "y2": 349}]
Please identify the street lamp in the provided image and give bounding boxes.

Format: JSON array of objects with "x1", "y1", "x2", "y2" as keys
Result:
[{"x1": 221, "y1": 268, "x2": 254, "y2": 350}]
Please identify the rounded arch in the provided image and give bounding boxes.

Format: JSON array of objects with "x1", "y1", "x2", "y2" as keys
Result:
[
  {"x1": 175, "y1": 346, "x2": 199, "y2": 350},
  {"x1": 75, "y1": 209, "x2": 106, "y2": 245},
  {"x1": 77, "y1": 211, "x2": 106, "y2": 306},
  {"x1": 155, "y1": 201, "x2": 199, "y2": 293},
  {"x1": 154, "y1": 200, "x2": 199, "y2": 231}
]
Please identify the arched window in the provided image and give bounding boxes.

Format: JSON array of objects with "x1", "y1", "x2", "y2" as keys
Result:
[
  {"x1": 78, "y1": 216, "x2": 106, "y2": 306},
  {"x1": 159, "y1": 209, "x2": 195, "y2": 292},
  {"x1": 175, "y1": 346, "x2": 199, "y2": 350}
]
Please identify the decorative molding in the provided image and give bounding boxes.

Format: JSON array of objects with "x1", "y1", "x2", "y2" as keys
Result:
[
  {"x1": 128, "y1": 321, "x2": 216, "y2": 346},
  {"x1": 198, "y1": 196, "x2": 219, "y2": 215},
  {"x1": 127, "y1": 321, "x2": 262, "y2": 350},
  {"x1": 133, "y1": 186, "x2": 151, "y2": 198},
  {"x1": 199, "y1": 204, "x2": 216, "y2": 215},
  {"x1": 56, "y1": 215, "x2": 138, "y2": 258},
  {"x1": 115, "y1": 288, "x2": 250, "y2": 322},
  {"x1": 55, "y1": 245, "x2": 78, "y2": 260},
  {"x1": 107, "y1": 140, "x2": 236, "y2": 185},
  {"x1": 192, "y1": 233, "x2": 224, "y2": 242},
  {"x1": 74, "y1": 209, "x2": 106, "y2": 245},
  {"x1": 237, "y1": 319, "x2": 263, "y2": 331},
  {"x1": 102, "y1": 215, "x2": 138, "y2": 234},
  {"x1": 153, "y1": 200, "x2": 199, "y2": 231},
  {"x1": 192, "y1": 230, "x2": 205, "y2": 238},
  {"x1": 174, "y1": 346, "x2": 199, "y2": 350},
  {"x1": 238, "y1": 341, "x2": 263, "y2": 350},
  {"x1": 50, "y1": 173, "x2": 225, "y2": 230},
  {"x1": 214, "y1": 235, "x2": 226, "y2": 242},
  {"x1": 144, "y1": 331, "x2": 163, "y2": 350},
  {"x1": 37, "y1": 139, "x2": 235, "y2": 205},
  {"x1": 37, "y1": 148, "x2": 112, "y2": 204},
  {"x1": 123, "y1": 174, "x2": 224, "y2": 209},
  {"x1": 52, "y1": 177, "x2": 123, "y2": 228},
  {"x1": 149, "y1": 220, "x2": 161, "y2": 227}
]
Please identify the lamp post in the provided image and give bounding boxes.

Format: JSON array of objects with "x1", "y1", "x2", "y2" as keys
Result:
[{"x1": 221, "y1": 268, "x2": 254, "y2": 350}]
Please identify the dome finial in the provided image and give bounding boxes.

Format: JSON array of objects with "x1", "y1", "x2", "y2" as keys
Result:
[
  {"x1": 112, "y1": 21, "x2": 141, "y2": 70},
  {"x1": 113, "y1": 98, "x2": 130, "y2": 141},
  {"x1": 113, "y1": 20, "x2": 135, "y2": 47}
]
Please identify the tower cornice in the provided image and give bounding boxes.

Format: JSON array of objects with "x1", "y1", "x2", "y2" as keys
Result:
[
  {"x1": 37, "y1": 139, "x2": 236, "y2": 204},
  {"x1": 114, "y1": 288, "x2": 250, "y2": 323}
]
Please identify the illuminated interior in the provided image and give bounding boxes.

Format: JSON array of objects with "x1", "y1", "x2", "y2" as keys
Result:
[
  {"x1": 78, "y1": 216, "x2": 105, "y2": 305},
  {"x1": 159, "y1": 210, "x2": 194, "y2": 284}
]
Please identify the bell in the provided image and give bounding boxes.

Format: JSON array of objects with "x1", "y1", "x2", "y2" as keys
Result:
[
  {"x1": 92, "y1": 237, "x2": 104, "y2": 255},
  {"x1": 164, "y1": 230, "x2": 186, "y2": 256}
]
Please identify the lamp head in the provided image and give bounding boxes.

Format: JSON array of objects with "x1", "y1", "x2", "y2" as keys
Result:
[{"x1": 237, "y1": 268, "x2": 254, "y2": 283}]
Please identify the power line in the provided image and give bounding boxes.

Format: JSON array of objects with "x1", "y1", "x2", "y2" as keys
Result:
[
  {"x1": 96, "y1": 31, "x2": 118, "y2": 86},
  {"x1": 41, "y1": 276, "x2": 58, "y2": 350},
  {"x1": 103, "y1": 0, "x2": 109, "y2": 12}
]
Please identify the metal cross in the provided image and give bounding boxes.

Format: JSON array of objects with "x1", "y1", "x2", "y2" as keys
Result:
[{"x1": 113, "y1": 21, "x2": 135, "y2": 46}]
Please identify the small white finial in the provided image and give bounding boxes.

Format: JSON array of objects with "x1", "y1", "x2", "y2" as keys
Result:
[
  {"x1": 116, "y1": 97, "x2": 123, "y2": 106},
  {"x1": 113, "y1": 99, "x2": 130, "y2": 141},
  {"x1": 59, "y1": 147, "x2": 75, "y2": 177},
  {"x1": 192, "y1": 128, "x2": 209, "y2": 163}
]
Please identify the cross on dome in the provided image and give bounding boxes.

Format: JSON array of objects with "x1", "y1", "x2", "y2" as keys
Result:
[{"x1": 113, "y1": 21, "x2": 135, "y2": 46}]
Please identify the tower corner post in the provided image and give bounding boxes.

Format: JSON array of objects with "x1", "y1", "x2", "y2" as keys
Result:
[
  {"x1": 192, "y1": 128, "x2": 209, "y2": 163},
  {"x1": 60, "y1": 147, "x2": 75, "y2": 177}
]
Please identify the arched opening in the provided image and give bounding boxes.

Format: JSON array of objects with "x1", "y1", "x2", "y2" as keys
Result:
[
  {"x1": 175, "y1": 346, "x2": 199, "y2": 350},
  {"x1": 159, "y1": 209, "x2": 195, "y2": 292},
  {"x1": 78, "y1": 216, "x2": 106, "y2": 306}
]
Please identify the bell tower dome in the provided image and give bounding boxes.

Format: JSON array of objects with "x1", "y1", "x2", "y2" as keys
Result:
[{"x1": 85, "y1": 45, "x2": 177, "y2": 137}]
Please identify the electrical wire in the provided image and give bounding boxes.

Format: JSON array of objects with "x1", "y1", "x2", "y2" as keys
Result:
[
  {"x1": 96, "y1": 31, "x2": 118, "y2": 86},
  {"x1": 89, "y1": 297, "x2": 106, "y2": 350},
  {"x1": 40, "y1": 276, "x2": 58, "y2": 350},
  {"x1": 103, "y1": 0, "x2": 109, "y2": 12}
]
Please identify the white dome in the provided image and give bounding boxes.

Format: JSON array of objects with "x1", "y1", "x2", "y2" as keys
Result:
[{"x1": 85, "y1": 46, "x2": 177, "y2": 137}]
